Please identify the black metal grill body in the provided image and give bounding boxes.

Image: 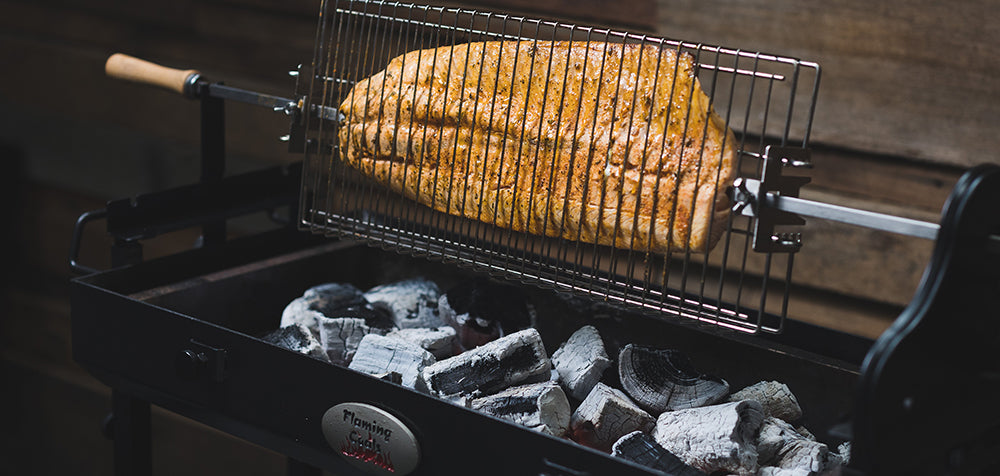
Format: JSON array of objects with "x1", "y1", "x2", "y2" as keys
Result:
[{"x1": 72, "y1": 227, "x2": 865, "y2": 476}]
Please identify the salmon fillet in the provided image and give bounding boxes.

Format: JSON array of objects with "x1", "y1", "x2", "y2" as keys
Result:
[{"x1": 338, "y1": 40, "x2": 735, "y2": 254}]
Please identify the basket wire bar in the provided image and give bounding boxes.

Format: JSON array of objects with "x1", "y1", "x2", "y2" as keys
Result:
[{"x1": 298, "y1": 0, "x2": 819, "y2": 334}]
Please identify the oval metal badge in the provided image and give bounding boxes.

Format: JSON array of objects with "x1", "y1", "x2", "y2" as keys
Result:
[{"x1": 322, "y1": 403, "x2": 420, "y2": 476}]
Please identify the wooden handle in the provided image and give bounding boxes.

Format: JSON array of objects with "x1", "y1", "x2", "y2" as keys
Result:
[{"x1": 105, "y1": 53, "x2": 200, "y2": 95}]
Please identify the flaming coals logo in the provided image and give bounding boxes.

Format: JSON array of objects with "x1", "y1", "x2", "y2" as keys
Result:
[
  {"x1": 324, "y1": 403, "x2": 418, "y2": 475},
  {"x1": 341, "y1": 431, "x2": 394, "y2": 472}
]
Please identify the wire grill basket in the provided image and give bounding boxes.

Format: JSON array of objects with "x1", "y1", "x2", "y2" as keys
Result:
[{"x1": 297, "y1": 0, "x2": 820, "y2": 334}]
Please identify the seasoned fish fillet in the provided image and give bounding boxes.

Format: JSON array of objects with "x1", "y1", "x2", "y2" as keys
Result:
[{"x1": 338, "y1": 41, "x2": 735, "y2": 254}]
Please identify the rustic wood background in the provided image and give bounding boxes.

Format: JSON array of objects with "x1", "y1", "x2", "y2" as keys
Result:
[{"x1": 1, "y1": 0, "x2": 995, "y2": 473}]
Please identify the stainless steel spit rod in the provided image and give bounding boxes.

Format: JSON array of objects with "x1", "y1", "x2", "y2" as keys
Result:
[
  {"x1": 764, "y1": 192, "x2": 940, "y2": 240},
  {"x1": 738, "y1": 176, "x2": 1000, "y2": 246}
]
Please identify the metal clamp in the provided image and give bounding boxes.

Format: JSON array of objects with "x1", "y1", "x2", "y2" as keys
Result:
[
  {"x1": 731, "y1": 146, "x2": 811, "y2": 253},
  {"x1": 733, "y1": 146, "x2": 954, "y2": 251}
]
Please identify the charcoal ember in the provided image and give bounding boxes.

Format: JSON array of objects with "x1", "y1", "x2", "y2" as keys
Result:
[
  {"x1": 758, "y1": 467, "x2": 811, "y2": 476},
  {"x1": 421, "y1": 328, "x2": 551, "y2": 402},
  {"x1": 835, "y1": 442, "x2": 851, "y2": 465},
  {"x1": 569, "y1": 383, "x2": 654, "y2": 453},
  {"x1": 795, "y1": 426, "x2": 816, "y2": 441},
  {"x1": 364, "y1": 277, "x2": 445, "y2": 329},
  {"x1": 757, "y1": 417, "x2": 807, "y2": 466},
  {"x1": 260, "y1": 323, "x2": 330, "y2": 363},
  {"x1": 280, "y1": 283, "x2": 367, "y2": 338},
  {"x1": 551, "y1": 325, "x2": 612, "y2": 400},
  {"x1": 439, "y1": 278, "x2": 535, "y2": 351},
  {"x1": 651, "y1": 400, "x2": 764, "y2": 475},
  {"x1": 303, "y1": 282, "x2": 367, "y2": 304},
  {"x1": 728, "y1": 380, "x2": 802, "y2": 423},
  {"x1": 317, "y1": 317, "x2": 391, "y2": 365},
  {"x1": 385, "y1": 327, "x2": 457, "y2": 359},
  {"x1": 770, "y1": 439, "x2": 838, "y2": 475},
  {"x1": 619, "y1": 344, "x2": 729, "y2": 413},
  {"x1": 348, "y1": 334, "x2": 436, "y2": 391},
  {"x1": 327, "y1": 302, "x2": 396, "y2": 330},
  {"x1": 470, "y1": 381, "x2": 571, "y2": 437},
  {"x1": 611, "y1": 431, "x2": 703, "y2": 476}
]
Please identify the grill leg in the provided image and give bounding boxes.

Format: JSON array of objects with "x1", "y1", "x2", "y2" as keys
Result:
[
  {"x1": 286, "y1": 458, "x2": 321, "y2": 476},
  {"x1": 111, "y1": 390, "x2": 152, "y2": 476}
]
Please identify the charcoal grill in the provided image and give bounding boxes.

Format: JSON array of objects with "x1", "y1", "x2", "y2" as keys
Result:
[{"x1": 71, "y1": 1, "x2": 1000, "y2": 475}]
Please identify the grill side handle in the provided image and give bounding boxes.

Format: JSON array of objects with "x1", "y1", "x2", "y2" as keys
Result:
[
  {"x1": 852, "y1": 164, "x2": 1000, "y2": 475},
  {"x1": 105, "y1": 53, "x2": 201, "y2": 97}
]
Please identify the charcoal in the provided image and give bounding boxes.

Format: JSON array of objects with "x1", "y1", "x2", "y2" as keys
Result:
[
  {"x1": 439, "y1": 278, "x2": 535, "y2": 351},
  {"x1": 378, "y1": 372, "x2": 403, "y2": 385},
  {"x1": 758, "y1": 467, "x2": 811, "y2": 476},
  {"x1": 795, "y1": 425, "x2": 816, "y2": 441},
  {"x1": 652, "y1": 400, "x2": 764, "y2": 475},
  {"x1": 348, "y1": 334, "x2": 436, "y2": 391},
  {"x1": 318, "y1": 317, "x2": 390, "y2": 365},
  {"x1": 325, "y1": 303, "x2": 396, "y2": 330},
  {"x1": 619, "y1": 344, "x2": 729, "y2": 413},
  {"x1": 260, "y1": 323, "x2": 330, "y2": 363},
  {"x1": 470, "y1": 381, "x2": 570, "y2": 437},
  {"x1": 385, "y1": 327, "x2": 457, "y2": 359},
  {"x1": 364, "y1": 277, "x2": 445, "y2": 329},
  {"x1": 569, "y1": 383, "x2": 654, "y2": 453},
  {"x1": 757, "y1": 417, "x2": 807, "y2": 465},
  {"x1": 771, "y1": 439, "x2": 837, "y2": 475},
  {"x1": 551, "y1": 325, "x2": 612, "y2": 400},
  {"x1": 728, "y1": 380, "x2": 803, "y2": 423},
  {"x1": 303, "y1": 282, "x2": 367, "y2": 307},
  {"x1": 280, "y1": 297, "x2": 324, "y2": 338},
  {"x1": 611, "y1": 431, "x2": 703, "y2": 476},
  {"x1": 281, "y1": 282, "x2": 368, "y2": 338},
  {"x1": 836, "y1": 442, "x2": 851, "y2": 465},
  {"x1": 421, "y1": 328, "x2": 551, "y2": 402}
]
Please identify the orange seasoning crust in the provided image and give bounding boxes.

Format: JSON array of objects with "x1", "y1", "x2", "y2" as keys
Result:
[{"x1": 338, "y1": 41, "x2": 736, "y2": 254}]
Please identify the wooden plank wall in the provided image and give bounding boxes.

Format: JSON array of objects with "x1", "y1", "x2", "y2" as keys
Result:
[{"x1": 0, "y1": 0, "x2": 994, "y2": 473}]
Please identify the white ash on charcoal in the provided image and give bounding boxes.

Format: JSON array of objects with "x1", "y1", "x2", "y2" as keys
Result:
[
  {"x1": 757, "y1": 417, "x2": 810, "y2": 466},
  {"x1": 317, "y1": 304, "x2": 396, "y2": 365},
  {"x1": 618, "y1": 344, "x2": 729, "y2": 413},
  {"x1": 385, "y1": 326, "x2": 457, "y2": 359},
  {"x1": 611, "y1": 431, "x2": 703, "y2": 476},
  {"x1": 363, "y1": 277, "x2": 445, "y2": 329},
  {"x1": 758, "y1": 467, "x2": 812, "y2": 476},
  {"x1": 280, "y1": 282, "x2": 367, "y2": 338},
  {"x1": 421, "y1": 328, "x2": 551, "y2": 402},
  {"x1": 836, "y1": 442, "x2": 850, "y2": 466},
  {"x1": 470, "y1": 381, "x2": 571, "y2": 437},
  {"x1": 728, "y1": 380, "x2": 803, "y2": 423},
  {"x1": 768, "y1": 439, "x2": 840, "y2": 475},
  {"x1": 755, "y1": 417, "x2": 848, "y2": 475},
  {"x1": 551, "y1": 325, "x2": 612, "y2": 400},
  {"x1": 569, "y1": 382, "x2": 655, "y2": 453},
  {"x1": 438, "y1": 278, "x2": 535, "y2": 352},
  {"x1": 280, "y1": 281, "x2": 397, "y2": 364},
  {"x1": 348, "y1": 334, "x2": 436, "y2": 391},
  {"x1": 260, "y1": 323, "x2": 330, "y2": 363},
  {"x1": 652, "y1": 400, "x2": 764, "y2": 475}
]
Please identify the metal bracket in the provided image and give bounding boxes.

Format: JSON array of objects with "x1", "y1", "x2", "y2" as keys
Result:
[
  {"x1": 732, "y1": 146, "x2": 950, "y2": 248},
  {"x1": 175, "y1": 339, "x2": 228, "y2": 383},
  {"x1": 732, "y1": 146, "x2": 812, "y2": 253}
]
